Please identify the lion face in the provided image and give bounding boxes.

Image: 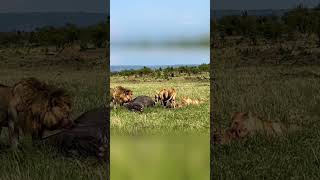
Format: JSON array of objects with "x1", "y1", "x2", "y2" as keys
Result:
[
  {"x1": 230, "y1": 112, "x2": 249, "y2": 138},
  {"x1": 43, "y1": 105, "x2": 72, "y2": 130},
  {"x1": 123, "y1": 90, "x2": 133, "y2": 103},
  {"x1": 154, "y1": 93, "x2": 160, "y2": 103},
  {"x1": 44, "y1": 93, "x2": 73, "y2": 130},
  {"x1": 116, "y1": 90, "x2": 133, "y2": 104},
  {"x1": 27, "y1": 89, "x2": 73, "y2": 139},
  {"x1": 112, "y1": 86, "x2": 133, "y2": 105}
]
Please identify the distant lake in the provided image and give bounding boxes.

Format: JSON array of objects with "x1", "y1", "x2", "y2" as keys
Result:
[{"x1": 111, "y1": 45, "x2": 209, "y2": 69}]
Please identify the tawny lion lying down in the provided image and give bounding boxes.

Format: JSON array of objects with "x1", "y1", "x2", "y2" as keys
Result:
[{"x1": 214, "y1": 112, "x2": 301, "y2": 145}]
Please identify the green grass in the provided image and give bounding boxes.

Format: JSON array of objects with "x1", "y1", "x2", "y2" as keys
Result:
[
  {"x1": 111, "y1": 136, "x2": 209, "y2": 180},
  {"x1": 110, "y1": 75, "x2": 210, "y2": 135},
  {"x1": 212, "y1": 62, "x2": 320, "y2": 179},
  {"x1": 0, "y1": 46, "x2": 108, "y2": 179}
]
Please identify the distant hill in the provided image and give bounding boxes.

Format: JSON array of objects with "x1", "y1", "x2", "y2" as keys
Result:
[
  {"x1": 111, "y1": 65, "x2": 198, "y2": 72},
  {"x1": 211, "y1": 9, "x2": 288, "y2": 19},
  {"x1": 0, "y1": 12, "x2": 108, "y2": 32}
]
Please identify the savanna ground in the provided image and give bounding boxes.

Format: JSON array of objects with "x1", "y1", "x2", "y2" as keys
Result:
[
  {"x1": 110, "y1": 72, "x2": 210, "y2": 180},
  {"x1": 110, "y1": 74, "x2": 210, "y2": 135},
  {"x1": 0, "y1": 46, "x2": 108, "y2": 180},
  {"x1": 212, "y1": 36, "x2": 320, "y2": 179}
]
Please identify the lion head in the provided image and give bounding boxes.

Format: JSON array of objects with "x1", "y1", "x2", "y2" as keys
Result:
[
  {"x1": 112, "y1": 86, "x2": 133, "y2": 105},
  {"x1": 12, "y1": 78, "x2": 73, "y2": 139},
  {"x1": 230, "y1": 112, "x2": 259, "y2": 138}
]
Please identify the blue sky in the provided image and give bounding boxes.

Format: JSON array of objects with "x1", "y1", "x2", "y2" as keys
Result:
[
  {"x1": 110, "y1": 1, "x2": 210, "y2": 66},
  {"x1": 111, "y1": 0, "x2": 210, "y2": 43}
]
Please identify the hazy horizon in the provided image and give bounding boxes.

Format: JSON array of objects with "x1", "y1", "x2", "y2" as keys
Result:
[
  {"x1": 212, "y1": 0, "x2": 319, "y2": 10},
  {"x1": 110, "y1": 64, "x2": 206, "y2": 72},
  {"x1": 0, "y1": 0, "x2": 108, "y2": 13},
  {"x1": 111, "y1": 46, "x2": 209, "y2": 66}
]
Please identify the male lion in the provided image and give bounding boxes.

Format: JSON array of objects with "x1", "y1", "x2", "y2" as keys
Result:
[
  {"x1": 0, "y1": 78, "x2": 73, "y2": 148},
  {"x1": 110, "y1": 86, "x2": 133, "y2": 107},
  {"x1": 230, "y1": 112, "x2": 301, "y2": 138},
  {"x1": 154, "y1": 88, "x2": 176, "y2": 107}
]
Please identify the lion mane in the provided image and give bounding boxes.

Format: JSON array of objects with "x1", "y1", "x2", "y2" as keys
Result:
[
  {"x1": 110, "y1": 86, "x2": 133, "y2": 106},
  {"x1": 9, "y1": 78, "x2": 73, "y2": 140}
]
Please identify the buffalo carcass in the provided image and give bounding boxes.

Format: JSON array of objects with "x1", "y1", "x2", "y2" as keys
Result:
[{"x1": 124, "y1": 96, "x2": 155, "y2": 112}]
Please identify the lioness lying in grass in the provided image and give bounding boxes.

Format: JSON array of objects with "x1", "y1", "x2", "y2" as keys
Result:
[{"x1": 214, "y1": 112, "x2": 301, "y2": 145}]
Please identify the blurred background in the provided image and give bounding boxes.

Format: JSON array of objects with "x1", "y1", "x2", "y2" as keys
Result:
[
  {"x1": 111, "y1": 136, "x2": 210, "y2": 180},
  {"x1": 110, "y1": 1, "x2": 210, "y2": 180},
  {"x1": 110, "y1": 0, "x2": 210, "y2": 67}
]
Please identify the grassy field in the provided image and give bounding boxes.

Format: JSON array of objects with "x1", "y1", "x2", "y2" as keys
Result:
[
  {"x1": 111, "y1": 136, "x2": 209, "y2": 180},
  {"x1": 0, "y1": 47, "x2": 108, "y2": 179},
  {"x1": 212, "y1": 45, "x2": 320, "y2": 179},
  {"x1": 110, "y1": 73, "x2": 210, "y2": 179},
  {"x1": 110, "y1": 74, "x2": 210, "y2": 135}
]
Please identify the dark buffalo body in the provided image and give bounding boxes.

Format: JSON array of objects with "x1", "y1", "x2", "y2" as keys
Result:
[
  {"x1": 44, "y1": 105, "x2": 109, "y2": 162},
  {"x1": 124, "y1": 96, "x2": 155, "y2": 112}
]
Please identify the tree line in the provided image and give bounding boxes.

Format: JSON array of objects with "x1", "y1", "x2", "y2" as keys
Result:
[
  {"x1": 212, "y1": 4, "x2": 320, "y2": 46},
  {"x1": 0, "y1": 16, "x2": 109, "y2": 50},
  {"x1": 111, "y1": 64, "x2": 210, "y2": 77}
]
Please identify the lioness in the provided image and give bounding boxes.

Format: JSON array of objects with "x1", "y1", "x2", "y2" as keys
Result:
[
  {"x1": 166, "y1": 97, "x2": 202, "y2": 109},
  {"x1": 110, "y1": 86, "x2": 133, "y2": 107},
  {"x1": 154, "y1": 88, "x2": 176, "y2": 107},
  {"x1": 181, "y1": 97, "x2": 202, "y2": 105},
  {"x1": 230, "y1": 112, "x2": 301, "y2": 138}
]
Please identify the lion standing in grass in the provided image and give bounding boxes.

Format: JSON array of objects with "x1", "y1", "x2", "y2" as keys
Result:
[
  {"x1": 110, "y1": 86, "x2": 133, "y2": 107},
  {"x1": 154, "y1": 88, "x2": 177, "y2": 107},
  {"x1": 0, "y1": 78, "x2": 73, "y2": 148}
]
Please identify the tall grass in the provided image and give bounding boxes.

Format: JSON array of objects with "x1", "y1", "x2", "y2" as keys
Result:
[{"x1": 212, "y1": 63, "x2": 320, "y2": 179}]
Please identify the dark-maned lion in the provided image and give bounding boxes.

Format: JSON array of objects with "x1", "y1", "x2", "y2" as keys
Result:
[
  {"x1": 230, "y1": 112, "x2": 301, "y2": 138},
  {"x1": 0, "y1": 78, "x2": 73, "y2": 148},
  {"x1": 110, "y1": 86, "x2": 133, "y2": 107},
  {"x1": 154, "y1": 88, "x2": 176, "y2": 107}
]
